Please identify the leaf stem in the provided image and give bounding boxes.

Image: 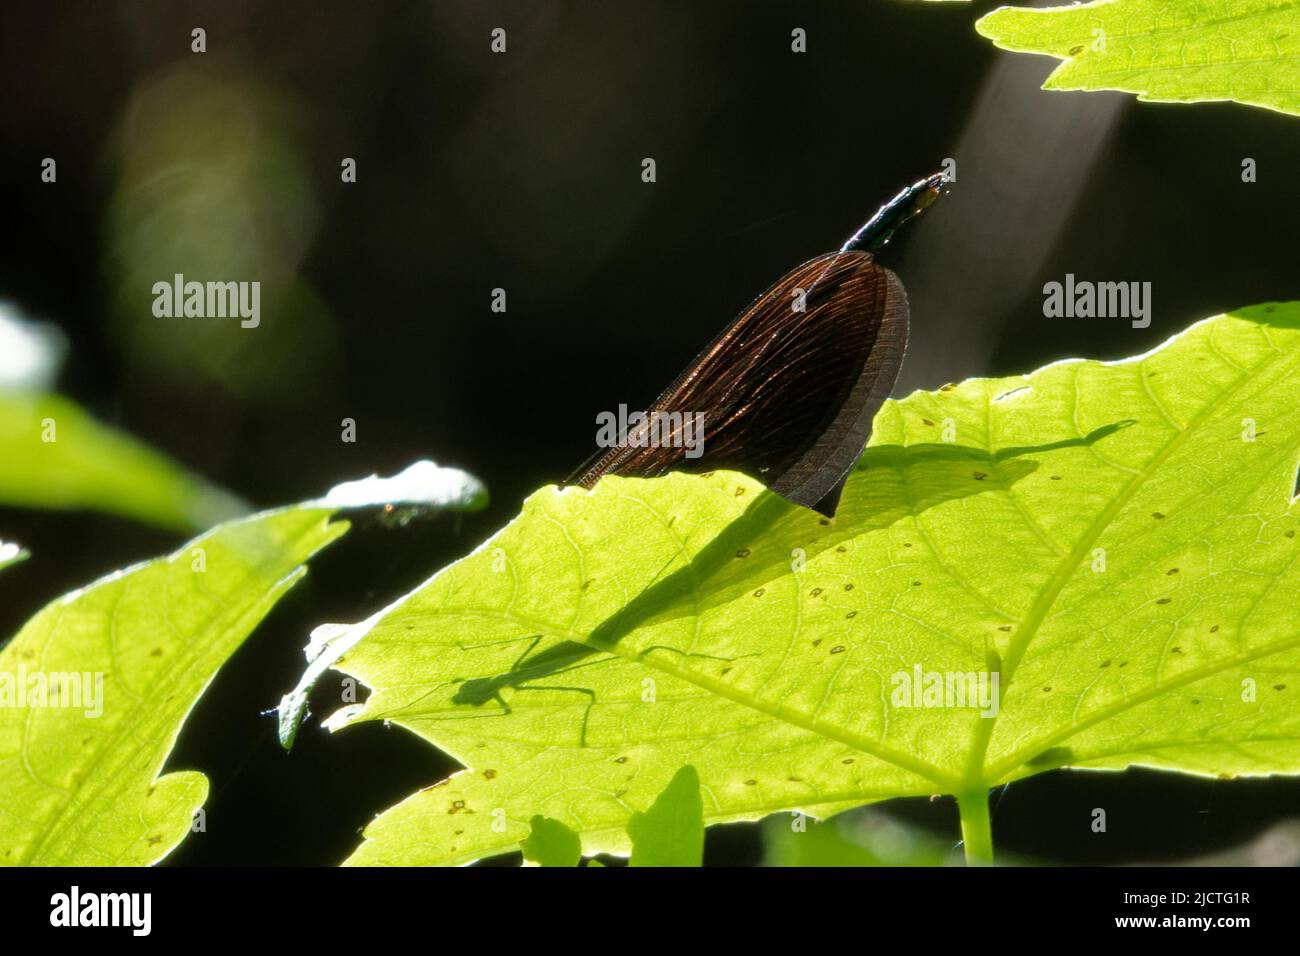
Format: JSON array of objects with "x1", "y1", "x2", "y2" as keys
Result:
[{"x1": 957, "y1": 788, "x2": 994, "y2": 866}]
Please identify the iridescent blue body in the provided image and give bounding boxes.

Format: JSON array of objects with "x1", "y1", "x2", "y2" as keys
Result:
[{"x1": 842, "y1": 171, "x2": 946, "y2": 254}]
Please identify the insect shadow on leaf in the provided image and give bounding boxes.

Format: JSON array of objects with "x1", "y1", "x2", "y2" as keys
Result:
[
  {"x1": 451, "y1": 635, "x2": 609, "y2": 746},
  {"x1": 395, "y1": 420, "x2": 1132, "y2": 746},
  {"x1": 447, "y1": 635, "x2": 757, "y2": 747}
]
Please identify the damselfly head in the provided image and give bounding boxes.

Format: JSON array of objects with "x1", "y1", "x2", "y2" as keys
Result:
[{"x1": 842, "y1": 170, "x2": 948, "y2": 254}]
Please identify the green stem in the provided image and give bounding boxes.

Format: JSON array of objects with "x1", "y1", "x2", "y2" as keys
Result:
[{"x1": 957, "y1": 788, "x2": 994, "y2": 866}]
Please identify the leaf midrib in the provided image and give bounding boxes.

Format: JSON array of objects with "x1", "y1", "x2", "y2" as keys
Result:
[
  {"x1": 989, "y1": 625, "x2": 1300, "y2": 779},
  {"x1": 967, "y1": 333, "x2": 1296, "y2": 784}
]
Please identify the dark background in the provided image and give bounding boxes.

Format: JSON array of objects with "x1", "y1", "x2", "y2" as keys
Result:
[{"x1": 1, "y1": 0, "x2": 1298, "y2": 865}]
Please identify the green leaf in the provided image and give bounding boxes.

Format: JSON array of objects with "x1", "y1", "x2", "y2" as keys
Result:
[
  {"x1": 628, "y1": 765, "x2": 704, "y2": 867},
  {"x1": 0, "y1": 458, "x2": 484, "y2": 866},
  {"x1": 521, "y1": 815, "x2": 582, "y2": 867},
  {"x1": 976, "y1": 0, "x2": 1300, "y2": 117},
  {"x1": 0, "y1": 507, "x2": 347, "y2": 865},
  {"x1": 0, "y1": 541, "x2": 27, "y2": 573},
  {"x1": 326, "y1": 302, "x2": 1300, "y2": 866},
  {"x1": 762, "y1": 812, "x2": 955, "y2": 867},
  {"x1": 0, "y1": 391, "x2": 245, "y2": 532}
]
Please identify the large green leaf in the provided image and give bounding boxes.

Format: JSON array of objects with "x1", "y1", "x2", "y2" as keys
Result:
[
  {"x1": 0, "y1": 507, "x2": 346, "y2": 865},
  {"x1": 976, "y1": 0, "x2": 1300, "y2": 117},
  {"x1": 0, "y1": 460, "x2": 486, "y2": 865},
  {"x1": 321, "y1": 303, "x2": 1300, "y2": 866},
  {"x1": 0, "y1": 391, "x2": 244, "y2": 532}
]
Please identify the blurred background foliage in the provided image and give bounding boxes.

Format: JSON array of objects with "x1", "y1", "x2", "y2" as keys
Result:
[
  {"x1": 1, "y1": 0, "x2": 1298, "y2": 865},
  {"x1": 106, "y1": 60, "x2": 336, "y2": 403}
]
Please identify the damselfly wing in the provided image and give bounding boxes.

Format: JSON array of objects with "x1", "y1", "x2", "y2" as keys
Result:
[{"x1": 566, "y1": 172, "x2": 945, "y2": 517}]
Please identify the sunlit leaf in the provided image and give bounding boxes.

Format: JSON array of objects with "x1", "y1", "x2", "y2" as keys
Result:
[
  {"x1": 321, "y1": 303, "x2": 1300, "y2": 865},
  {"x1": 0, "y1": 391, "x2": 245, "y2": 532},
  {"x1": 0, "y1": 460, "x2": 486, "y2": 866},
  {"x1": 0, "y1": 507, "x2": 346, "y2": 865},
  {"x1": 976, "y1": 0, "x2": 1300, "y2": 117}
]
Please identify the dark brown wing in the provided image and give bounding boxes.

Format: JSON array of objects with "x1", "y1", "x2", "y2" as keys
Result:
[{"x1": 567, "y1": 250, "x2": 908, "y2": 517}]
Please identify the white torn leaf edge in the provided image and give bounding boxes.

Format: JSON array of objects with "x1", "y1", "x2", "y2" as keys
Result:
[
  {"x1": 310, "y1": 459, "x2": 488, "y2": 511},
  {"x1": 277, "y1": 459, "x2": 488, "y2": 747}
]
